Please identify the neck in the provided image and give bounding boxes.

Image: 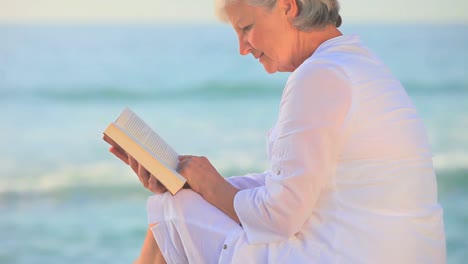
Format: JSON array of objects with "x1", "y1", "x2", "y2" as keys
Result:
[{"x1": 289, "y1": 25, "x2": 342, "y2": 71}]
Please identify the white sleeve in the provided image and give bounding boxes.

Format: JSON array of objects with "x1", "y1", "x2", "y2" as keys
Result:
[
  {"x1": 226, "y1": 171, "x2": 269, "y2": 190},
  {"x1": 234, "y1": 63, "x2": 352, "y2": 244}
]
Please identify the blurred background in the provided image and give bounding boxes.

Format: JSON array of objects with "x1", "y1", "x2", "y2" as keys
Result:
[{"x1": 1, "y1": 0, "x2": 467, "y2": 263}]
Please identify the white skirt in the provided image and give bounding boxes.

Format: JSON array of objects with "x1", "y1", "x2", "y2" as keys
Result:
[{"x1": 147, "y1": 189, "x2": 243, "y2": 264}]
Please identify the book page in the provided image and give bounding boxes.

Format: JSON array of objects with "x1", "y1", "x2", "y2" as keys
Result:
[{"x1": 115, "y1": 108, "x2": 179, "y2": 170}]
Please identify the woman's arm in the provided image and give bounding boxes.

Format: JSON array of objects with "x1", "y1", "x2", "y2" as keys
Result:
[
  {"x1": 176, "y1": 64, "x2": 352, "y2": 238},
  {"x1": 177, "y1": 155, "x2": 241, "y2": 223},
  {"x1": 226, "y1": 171, "x2": 269, "y2": 190},
  {"x1": 232, "y1": 64, "x2": 352, "y2": 244}
]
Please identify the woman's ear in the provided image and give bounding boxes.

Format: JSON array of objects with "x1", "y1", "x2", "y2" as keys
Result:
[{"x1": 279, "y1": 0, "x2": 299, "y2": 18}]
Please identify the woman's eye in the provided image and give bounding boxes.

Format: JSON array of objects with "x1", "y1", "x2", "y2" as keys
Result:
[{"x1": 242, "y1": 24, "x2": 253, "y2": 32}]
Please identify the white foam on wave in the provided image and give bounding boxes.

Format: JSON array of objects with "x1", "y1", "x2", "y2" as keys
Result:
[
  {"x1": 214, "y1": 152, "x2": 268, "y2": 177},
  {"x1": 0, "y1": 152, "x2": 267, "y2": 195},
  {"x1": 433, "y1": 151, "x2": 468, "y2": 171},
  {"x1": 2, "y1": 150, "x2": 464, "y2": 195},
  {"x1": 0, "y1": 161, "x2": 139, "y2": 194}
]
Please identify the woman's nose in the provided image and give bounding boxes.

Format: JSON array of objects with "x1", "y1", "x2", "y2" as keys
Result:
[{"x1": 238, "y1": 36, "x2": 252, "y2": 56}]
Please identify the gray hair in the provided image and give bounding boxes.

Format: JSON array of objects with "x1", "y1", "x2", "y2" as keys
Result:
[{"x1": 215, "y1": 0, "x2": 341, "y2": 31}]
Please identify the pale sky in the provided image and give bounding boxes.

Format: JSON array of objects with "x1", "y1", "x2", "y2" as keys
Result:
[{"x1": 0, "y1": 0, "x2": 467, "y2": 24}]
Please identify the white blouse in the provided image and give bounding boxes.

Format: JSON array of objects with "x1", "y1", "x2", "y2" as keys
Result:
[
  {"x1": 224, "y1": 35, "x2": 446, "y2": 263},
  {"x1": 147, "y1": 35, "x2": 446, "y2": 264}
]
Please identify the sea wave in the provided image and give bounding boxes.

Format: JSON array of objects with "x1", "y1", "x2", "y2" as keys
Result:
[
  {"x1": 1, "y1": 151, "x2": 466, "y2": 202},
  {"x1": 1, "y1": 80, "x2": 467, "y2": 102},
  {"x1": 0, "y1": 81, "x2": 284, "y2": 102},
  {"x1": 402, "y1": 80, "x2": 468, "y2": 95},
  {"x1": 433, "y1": 151, "x2": 468, "y2": 171},
  {"x1": 0, "y1": 162, "x2": 142, "y2": 201},
  {"x1": 0, "y1": 158, "x2": 265, "y2": 201}
]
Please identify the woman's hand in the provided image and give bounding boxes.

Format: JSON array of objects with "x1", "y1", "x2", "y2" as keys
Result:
[
  {"x1": 177, "y1": 155, "x2": 225, "y2": 197},
  {"x1": 109, "y1": 146, "x2": 168, "y2": 194},
  {"x1": 177, "y1": 155, "x2": 241, "y2": 223}
]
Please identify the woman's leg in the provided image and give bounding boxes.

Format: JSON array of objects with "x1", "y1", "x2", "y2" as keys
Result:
[
  {"x1": 134, "y1": 226, "x2": 166, "y2": 264},
  {"x1": 147, "y1": 190, "x2": 243, "y2": 263}
]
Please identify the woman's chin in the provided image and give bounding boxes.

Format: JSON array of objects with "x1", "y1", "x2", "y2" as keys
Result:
[{"x1": 261, "y1": 63, "x2": 277, "y2": 74}]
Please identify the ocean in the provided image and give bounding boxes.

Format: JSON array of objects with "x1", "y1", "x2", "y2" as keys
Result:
[{"x1": 1, "y1": 23, "x2": 467, "y2": 263}]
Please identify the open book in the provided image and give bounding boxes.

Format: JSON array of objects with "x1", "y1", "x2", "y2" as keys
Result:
[{"x1": 103, "y1": 108, "x2": 186, "y2": 195}]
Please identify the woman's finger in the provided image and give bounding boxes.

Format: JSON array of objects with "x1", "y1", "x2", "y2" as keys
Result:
[
  {"x1": 178, "y1": 155, "x2": 195, "y2": 161},
  {"x1": 138, "y1": 163, "x2": 151, "y2": 187},
  {"x1": 128, "y1": 155, "x2": 139, "y2": 175},
  {"x1": 109, "y1": 146, "x2": 129, "y2": 165},
  {"x1": 177, "y1": 158, "x2": 192, "y2": 173},
  {"x1": 148, "y1": 175, "x2": 167, "y2": 194},
  {"x1": 128, "y1": 156, "x2": 145, "y2": 184},
  {"x1": 125, "y1": 154, "x2": 168, "y2": 194}
]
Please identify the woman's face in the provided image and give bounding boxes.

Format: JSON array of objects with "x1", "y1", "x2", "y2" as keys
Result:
[{"x1": 225, "y1": 1, "x2": 295, "y2": 73}]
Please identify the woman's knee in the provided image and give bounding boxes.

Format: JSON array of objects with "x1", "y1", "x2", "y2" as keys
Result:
[{"x1": 147, "y1": 189, "x2": 206, "y2": 224}]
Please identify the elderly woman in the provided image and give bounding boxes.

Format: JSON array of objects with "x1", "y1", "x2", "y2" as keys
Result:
[{"x1": 112, "y1": 0, "x2": 446, "y2": 263}]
